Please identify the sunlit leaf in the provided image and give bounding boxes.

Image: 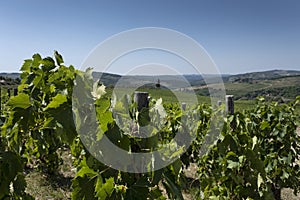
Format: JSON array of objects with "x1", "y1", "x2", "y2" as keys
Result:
[
  {"x1": 257, "y1": 173, "x2": 263, "y2": 188},
  {"x1": 44, "y1": 94, "x2": 67, "y2": 110},
  {"x1": 8, "y1": 93, "x2": 31, "y2": 109}
]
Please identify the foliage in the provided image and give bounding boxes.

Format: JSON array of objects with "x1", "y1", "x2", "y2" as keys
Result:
[
  {"x1": 71, "y1": 69, "x2": 187, "y2": 199},
  {"x1": 196, "y1": 96, "x2": 300, "y2": 199},
  {"x1": 0, "y1": 52, "x2": 299, "y2": 199},
  {"x1": 2, "y1": 52, "x2": 77, "y2": 174},
  {"x1": 0, "y1": 51, "x2": 76, "y2": 199},
  {"x1": 0, "y1": 151, "x2": 33, "y2": 199}
]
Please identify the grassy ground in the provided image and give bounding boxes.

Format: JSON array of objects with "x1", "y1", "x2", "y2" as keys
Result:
[
  {"x1": 25, "y1": 149, "x2": 74, "y2": 199},
  {"x1": 25, "y1": 171, "x2": 72, "y2": 199}
]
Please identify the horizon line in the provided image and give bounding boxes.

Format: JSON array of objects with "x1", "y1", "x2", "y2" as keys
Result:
[{"x1": 1, "y1": 68, "x2": 300, "y2": 76}]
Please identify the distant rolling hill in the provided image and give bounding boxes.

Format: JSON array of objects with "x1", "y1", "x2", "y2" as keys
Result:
[
  {"x1": 228, "y1": 69, "x2": 300, "y2": 82},
  {"x1": 0, "y1": 73, "x2": 20, "y2": 80},
  {"x1": 92, "y1": 72, "x2": 122, "y2": 86},
  {"x1": 194, "y1": 70, "x2": 300, "y2": 101},
  {"x1": 0, "y1": 73, "x2": 20, "y2": 87},
  {"x1": 1, "y1": 69, "x2": 300, "y2": 101},
  {"x1": 92, "y1": 72, "x2": 230, "y2": 89}
]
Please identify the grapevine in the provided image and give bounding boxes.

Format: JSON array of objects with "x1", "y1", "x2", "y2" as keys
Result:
[{"x1": 0, "y1": 52, "x2": 299, "y2": 199}]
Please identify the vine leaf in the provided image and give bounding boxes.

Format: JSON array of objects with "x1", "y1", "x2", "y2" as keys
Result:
[
  {"x1": 95, "y1": 177, "x2": 114, "y2": 199},
  {"x1": 44, "y1": 94, "x2": 67, "y2": 110},
  {"x1": 257, "y1": 173, "x2": 264, "y2": 189},
  {"x1": 0, "y1": 151, "x2": 23, "y2": 199},
  {"x1": 8, "y1": 93, "x2": 31, "y2": 109},
  {"x1": 72, "y1": 166, "x2": 98, "y2": 200},
  {"x1": 54, "y1": 50, "x2": 64, "y2": 66}
]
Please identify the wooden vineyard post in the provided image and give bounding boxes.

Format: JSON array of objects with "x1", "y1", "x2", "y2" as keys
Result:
[
  {"x1": 226, "y1": 95, "x2": 235, "y2": 129},
  {"x1": 7, "y1": 88, "x2": 11, "y2": 98},
  {"x1": 181, "y1": 102, "x2": 186, "y2": 111},
  {"x1": 132, "y1": 91, "x2": 150, "y2": 165},
  {"x1": 134, "y1": 91, "x2": 150, "y2": 128},
  {"x1": 14, "y1": 88, "x2": 18, "y2": 96},
  {"x1": 134, "y1": 91, "x2": 149, "y2": 111},
  {"x1": 225, "y1": 95, "x2": 234, "y2": 115}
]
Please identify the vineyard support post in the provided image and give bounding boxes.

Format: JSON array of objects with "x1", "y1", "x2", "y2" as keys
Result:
[
  {"x1": 226, "y1": 95, "x2": 236, "y2": 129},
  {"x1": 181, "y1": 102, "x2": 186, "y2": 111},
  {"x1": 133, "y1": 91, "x2": 150, "y2": 169},
  {"x1": 225, "y1": 95, "x2": 234, "y2": 115},
  {"x1": 134, "y1": 91, "x2": 149, "y2": 111},
  {"x1": 7, "y1": 88, "x2": 10, "y2": 98},
  {"x1": 14, "y1": 88, "x2": 18, "y2": 96}
]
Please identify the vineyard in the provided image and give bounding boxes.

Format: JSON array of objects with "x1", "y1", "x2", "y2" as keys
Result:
[{"x1": 0, "y1": 52, "x2": 300, "y2": 200}]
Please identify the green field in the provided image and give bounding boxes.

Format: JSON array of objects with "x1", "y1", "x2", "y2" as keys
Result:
[
  {"x1": 1, "y1": 82, "x2": 297, "y2": 117},
  {"x1": 108, "y1": 87, "x2": 300, "y2": 116},
  {"x1": 106, "y1": 87, "x2": 258, "y2": 113},
  {"x1": 195, "y1": 75, "x2": 300, "y2": 101}
]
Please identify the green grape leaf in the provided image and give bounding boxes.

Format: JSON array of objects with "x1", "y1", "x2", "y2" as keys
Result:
[
  {"x1": 257, "y1": 173, "x2": 264, "y2": 189},
  {"x1": 227, "y1": 160, "x2": 239, "y2": 169},
  {"x1": 99, "y1": 111, "x2": 114, "y2": 133},
  {"x1": 44, "y1": 94, "x2": 67, "y2": 110},
  {"x1": 95, "y1": 176, "x2": 103, "y2": 193},
  {"x1": 72, "y1": 176, "x2": 97, "y2": 200},
  {"x1": 170, "y1": 159, "x2": 182, "y2": 180},
  {"x1": 41, "y1": 57, "x2": 56, "y2": 71},
  {"x1": 76, "y1": 166, "x2": 97, "y2": 178},
  {"x1": 54, "y1": 50, "x2": 64, "y2": 66},
  {"x1": 31, "y1": 53, "x2": 42, "y2": 69},
  {"x1": 8, "y1": 93, "x2": 31, "y2": 109},
  {"x1": 162, "y1": 170, "x2": 184, "y2": 200},
  {"x1": 72, "y1": 165, "x2": 98, "y2": 199},
  {"x1": 281, "y1": 169, "x2": 289, "y2": 180},
  {"x1": 20, "y1": 59, "x2": 32, "y2": 72},
  {"x1": 151, "y1": 169, "x2": 163, "y2": 186},
  {"x1": 0, "y1": 151, "x2": 23, "y2": 199},
  {"x1": 138, "y1": 107, "x2": 150, "y2": 127},
  {"x1": 95, "y1": 177, "x2": 114, "y2": 199},
  {"x1": 149, "y1": 187, "x2": 166, "y2": 199},
  {"x1": 260, "y1": 121, "x2": 269, "y2": 130},
  {"x1": 42, "y1": 117, "x2": 56, "y2": 129},
  {"x1": 13, "y1": 173, "x2": 27, "y2": 196},
  {"x1": 126, "y1": 176, "x2": 150, "y2": 200},
  {"x1": 32, "y1": 72, "x2": 43, "y2": 87},
  {"x1": 50, "y1": 105, "x2": 77, "y2": 144}
]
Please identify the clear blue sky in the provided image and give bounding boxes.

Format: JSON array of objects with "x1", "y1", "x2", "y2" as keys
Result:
[{"x1": 0, "y1": 0, "x2": 299, "y2": 74}]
